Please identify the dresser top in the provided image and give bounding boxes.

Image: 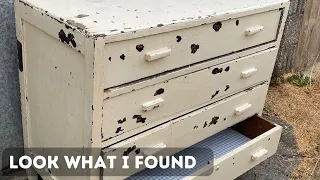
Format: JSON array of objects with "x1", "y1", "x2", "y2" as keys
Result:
[{"x1": 20, "y1": 0, "x2": 288, "y2": 38}]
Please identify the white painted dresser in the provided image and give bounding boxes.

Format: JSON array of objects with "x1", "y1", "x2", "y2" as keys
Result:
[{"x1": 15, "y1": 0, "x2": 290, "y2": 179}]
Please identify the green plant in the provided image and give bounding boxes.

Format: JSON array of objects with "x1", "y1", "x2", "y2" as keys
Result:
[
  {"x1": 286, "y1": 73, "x2": 311, "y2": 87},
  {"x1": 264, "y1": 104, "x2": 273, "y2": 113}
]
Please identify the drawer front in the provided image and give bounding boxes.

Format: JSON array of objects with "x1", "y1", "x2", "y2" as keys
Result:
[
  {"x1": 170, "y1": 84, "x2": 269, "y2": 147},
  {"x1": 102, "y1": 49, "x2": 277, "y2": 141},
  {"x1": 102, "y1": 123, "x2": 172, "y2": 177},
  {"x1": 104, "y1": 9, "x2": 282, "y2": 88}
]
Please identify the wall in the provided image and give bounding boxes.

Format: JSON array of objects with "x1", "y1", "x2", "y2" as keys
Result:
[
  {"x1": 0, "y1": 0, "x2": 24, "y2": 170},
  {"x1": 273, "y1": 0, "x2": 307, "y2": 80},
  {"x1": 294, "y1": 0, "x2": 320, "y2": 77}
]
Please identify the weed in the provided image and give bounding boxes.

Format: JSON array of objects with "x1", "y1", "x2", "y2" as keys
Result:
[
  {"x1": 264, "y1": 104, "x2": 273, "y2": 113},
  {"x1": 286, "y1": 73, "x2": 311, "y2": 87}
]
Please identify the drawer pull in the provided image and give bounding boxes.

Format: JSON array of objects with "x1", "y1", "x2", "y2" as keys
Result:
[
  {"x1": 245, "y1": 25, "x2": 264, "y2": 36},
  {"x1": 235, "y1": 103, "x2": 252, "y2": 115},
  {"x1": 145, "y1": 47, "x2": 171, "y2": 61},
  {"x1": 241, "y1": 68, "x2": 257, "y2": 78},
  {"x1": 143, "y1": 142, "x2": 167, "y2": 156},
  {"x1": 251, "y1": 148, "x2": 268, "y2": 161},
  {"x1": 142, "y1": 98, "x2": 164, "y2": 112}
]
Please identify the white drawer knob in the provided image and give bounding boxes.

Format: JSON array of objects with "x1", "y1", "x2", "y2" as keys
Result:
[
  {"x1": 241, "y1": 68, "x2": 257, "y2": 78},
  {"x1": 143, "y1": 142, "x2": 167, "y2": 156},
  {"x1": 145, "y1": 47, "x2": 171, "y2": 61},
  {"x1": 142, "y1": 98, "x2": 164, "y2": 112},
  {"x1": 245, "y1": 25, "x2": 264, "y2": 36},
  {"x1": 235, "y1": 103, "x2": 252, "y2": 115},
  {"x1": 251, "y1": 148, "x2": 268, "y2": 161}
]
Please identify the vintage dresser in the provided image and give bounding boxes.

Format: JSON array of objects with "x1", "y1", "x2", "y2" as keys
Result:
[{"x1": 15, "y1": 0, "x2": 290, "y2": 179}]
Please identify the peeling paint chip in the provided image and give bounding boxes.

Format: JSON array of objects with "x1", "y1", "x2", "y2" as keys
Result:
[
  {"x1": 115, "y1": 127, "x2": 124, "y2": 134},
  {"x1": 17, "y1": 40, "x2": 23, "y2": 72},
  {"x1": 136, "y1": 44, "x2": 144, "y2": 52},
  {"x1": 75, "y1": 14, "x2": 89, "y2": 18},
  {"x1": 66, "y1": 20, "x2": 87, "y2": 30},
  {"x1": 225, "y1": 85, "x2": 230, "y2": 91},
  {"x1": 211, "y1": 90, "x2": 220, "y2": 99},
  {"x1": 212, "y1": 68, "x2": 223, "y2": 75},
  {"x1": 120, "y1": 54, "x2": 126, "y2": 60},
  {"x1": 117, "y1": 118, "x2": 127, "y2": 124},
  {"x1": 65, "y1": 25, "x2": 72, "y2": 30},
  {"x1": 133, "y1": 115, "x2": 147, "y2": 123},
  {"x1": 176, "y1": 36, "x2": 182, "y2": 42},
  {"x1": 191, "y1": 44, "x2": 200, "y2": 54},
  {"x1": 123, "y1": 145, "x2": 136, "y2": 156},
  {"x1": 135, "y1": 148, "x2": 141, "y2": 154},
  {"x1": 213, "y1": 22, "x2": 222, "y2": 32},
  {"x1": 58, "y1": 30, "x2": 77, "y2": 48},
  {"x1": 209, "y1": 116, "x2": 219, "y2": 126},
  {"x1": 203, "y1": 121, "x2": 208, "y2": 128},
  {"x1": 154, "y1": 88, "x2": 165, "y2": 96}
]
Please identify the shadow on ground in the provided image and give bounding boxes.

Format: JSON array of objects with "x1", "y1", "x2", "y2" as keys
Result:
[{"x1": 236, "y1": 115, "x2": 300, "y2": 180}]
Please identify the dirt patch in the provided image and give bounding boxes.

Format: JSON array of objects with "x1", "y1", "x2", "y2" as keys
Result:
[{"x1": 264, "y1": 75, "x2": 320, "y2": 179}]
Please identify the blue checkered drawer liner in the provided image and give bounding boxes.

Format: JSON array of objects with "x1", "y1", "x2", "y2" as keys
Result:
[{"x1": 126, "y1": 128, "x2": 251, "y2": 180}]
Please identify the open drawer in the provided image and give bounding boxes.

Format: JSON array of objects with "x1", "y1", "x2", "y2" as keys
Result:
[{"x1": 124, "y1": 115, "x2": 282, "y2": 180}]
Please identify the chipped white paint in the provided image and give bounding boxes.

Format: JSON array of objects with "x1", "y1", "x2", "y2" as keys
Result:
[
  {"x1": 15, "y1": 0, "x2": 289, "y2": 179},
  {"x1": 101, "y1": 84, "x2": 280, "y2": 179},
  {"x1": 169, "y1": 84, "x2": 270, "y2": 147},
  {"x1": 20, "y1": 0, "x2": 288, "y2": 41},
  {"x1": 103, "y1": 9, "x2": 281, "y2": 88},
  {"x1": 102, "y1": 48, "x2": 277, "y2": 141}
]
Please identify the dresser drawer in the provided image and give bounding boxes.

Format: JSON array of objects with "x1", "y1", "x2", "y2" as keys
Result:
[
  {"x1": 102, "y1": 49, "x2": 277, "y2": 141},
  {"x1": 101, "y1": 84, "x2": 268, "y2": 178},
  {"x1": 104, "y1": 9, "x2": 282, "y2": 88},
  {"x1": 170, "y1": 83, "x2": 269, "y2": 146},
  {"x1": 124, "y1": 115, "x2": 282, "y2": 180},
  {"x1": 102, "y1": 123, "x2": 172, "y2": 178}
]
